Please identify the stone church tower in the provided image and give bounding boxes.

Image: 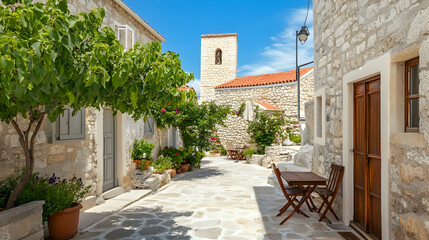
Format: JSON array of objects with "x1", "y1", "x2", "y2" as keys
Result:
[{"x1": 200, "y1": 33, "x2": 238, "y2": 102}]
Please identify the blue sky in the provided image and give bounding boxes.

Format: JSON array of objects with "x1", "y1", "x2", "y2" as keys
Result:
[{"x1": 123, "y1": 1, "x2": 314, "y2": 97}]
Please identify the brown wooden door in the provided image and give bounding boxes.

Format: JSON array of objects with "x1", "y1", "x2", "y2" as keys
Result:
[{"x1": 353, "y1": 76, "x2": 381, "y2": 239}]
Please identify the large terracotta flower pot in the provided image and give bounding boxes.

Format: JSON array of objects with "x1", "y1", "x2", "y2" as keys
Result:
[
  {"x1": 181, "y1": 163, "x2": 190, "y2": 173},
  {"x1": 48, "y1": 202, "x2": 82, "y2": 240},
  {"x1": 170, "y1": 169, "x2": 176, "y2": 178}
]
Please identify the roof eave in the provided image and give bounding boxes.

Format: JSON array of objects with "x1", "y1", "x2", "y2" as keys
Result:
[{"x1": 113, "y1": 0, "x2": 166, "y2": 43}]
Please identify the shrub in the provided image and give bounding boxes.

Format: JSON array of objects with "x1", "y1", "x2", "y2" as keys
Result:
[
  {"x1": 151, "y1": 156, "x2": 173, "y2": 173},
  {"x1": 0, "y1": 171, "x2": 90, "y2": 222},
  {"x1": 132, "y1": 139, "x2": 155, "y2": 160},
  {"x1": 247, "y1": 110, "x2": 286, "y2": 154},
  {"x1": 221, "y1": 145, "x2": 227, "y2": 155},
  {"x1": 243, "y1": 148, "x2": 257, "y2": 156},
  {"x1": 187, "y1": 149, "x2": 203, "y2": 169},
  {"x1": 289, "y1": 133, "x2": 302, "y2": 144}
]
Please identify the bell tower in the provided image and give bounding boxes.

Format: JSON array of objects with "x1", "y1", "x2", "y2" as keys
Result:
[{"x1": 200, "y1": 33, "x2": 238, "y2": 102}]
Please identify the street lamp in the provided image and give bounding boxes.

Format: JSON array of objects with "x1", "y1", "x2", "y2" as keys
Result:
[{"x1": 296, "y1": 25, "x2": 313, "y2": 121}]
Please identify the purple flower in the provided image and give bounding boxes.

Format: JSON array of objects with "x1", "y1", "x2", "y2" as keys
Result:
[
  {"x1": 62, "y1": 179, "x2": 67, "y2": 183},
  {"x1": 49, "y1": 174, "x2": 56, "y2": 184},
  {"x1": 175, "y1": 109, "x2": 178, "y2": 113},
  {"x1": 161, "y1": 109, "x2": 166, "y2": 113},
  {"x1": 35, "y1": 176, "x2": 39, "y2": 180}
]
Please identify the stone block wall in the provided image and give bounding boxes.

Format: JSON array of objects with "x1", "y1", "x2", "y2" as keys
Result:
[
  {"x1": 313, "y1": 0, "x2": 429, "y2": 238},
  {"x1": 68, "y1": 0, "x2": 161, "y2": 44},
  {"x1": 0, "y1": 109, "x2": 98, "y2": 190},
  {"x1": 0, "y1": 201, "x2": 45, "y2": 240},
  {"x1": 200, "y1": 34, "x2": 238, "y2": 102},
  {"x1": 215, "y1": 70, "x2": 314, "y2": 147}
]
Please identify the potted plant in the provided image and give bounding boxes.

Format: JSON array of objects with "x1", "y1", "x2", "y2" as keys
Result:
[
  {"x1": 43, "y1": 174, "x2": 90, "y2": 240},
  {"x1": 170, "y1": 153, "x2": 183, "y2": 176},
  {"x1": 0, "y1": 172, "x2": 90, "y2": 240},
  {"x1": 181, "y1": 162, "x2": 190, "y2": 173},
  {"x1": 151, "y1": 156, "x2": 173, "y2": 174},
  {"x1": 132, "y1": 139, "x2": 155, "y2": 168}
]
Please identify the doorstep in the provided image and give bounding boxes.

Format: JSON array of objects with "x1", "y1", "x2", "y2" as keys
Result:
[
  {"x1": 78, "y1": 189, "x2": 151, "y2": 231},
  {"x1": 101, "y1": 187, "x2": 125, "y2": 200}
]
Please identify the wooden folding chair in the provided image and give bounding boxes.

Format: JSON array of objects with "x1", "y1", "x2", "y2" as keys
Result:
[
  {"x1": 272, "y1": 164, "x2": 313, "y2": 224},
  {"x1": 225, "y1": 142, "x2": 234, "y2": 159},
  {"x1": 313, "y1": 163, "x2": 345, "y2": 222}
]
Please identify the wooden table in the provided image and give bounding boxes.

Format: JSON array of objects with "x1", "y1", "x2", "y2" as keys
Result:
[
  {"x1": 228, "y1": 148, "x2": 245, "y2": 160},
  {"x1": 280, "y1": 171, "x2": 327, "y2": 223}
]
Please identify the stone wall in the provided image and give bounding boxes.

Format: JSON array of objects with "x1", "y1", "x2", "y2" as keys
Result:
[
  {"x1": 200, "y1": 34, "x2": 238, "y2": 102},
  {"x1": 313, "y1": 0, "x2": 429, "y2": 238},
  {"x1": 0, "y1": 201, "x2": 45, "y2": 240},
  {"x1": 215, "y1": 70, "x2": 314, "y2": 147},
  {"x1": 0, "y1": 109, "x2": 98, "y2": 190}
]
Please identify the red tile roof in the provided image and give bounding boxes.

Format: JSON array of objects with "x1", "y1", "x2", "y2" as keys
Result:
[
  {"x1": 254, "y1": 101, "x2": 283, "y2": 110},
  {"x1": 215, "y1": 67, "x2": 313, "y2": 89},
  {"x1": 178, "y1": 85, "x2": 197, "y2": 95},
  {"x1": 201, "y1": 33, "x2": 238, "y2": 38}
]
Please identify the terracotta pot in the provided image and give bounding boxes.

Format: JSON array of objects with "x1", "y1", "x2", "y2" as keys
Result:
[
  {"x1": 133, "y1": 159, "x2": 142, "y2": 168},
  {"x1": 176, "y1": 168, "x2": 182, "y2": 174},
  {"x1": 48, "y1": 202, "x2": 82, "y2": 240},
  {"x1": 181, "y1": 163, "x2": 190, "y2": 173},
  {"x1": 170, "y1": 168, "x2": 176, "y2": 178}
]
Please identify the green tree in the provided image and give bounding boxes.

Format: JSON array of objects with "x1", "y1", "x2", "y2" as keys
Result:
[
  {"x1": 153, "y1": 101, "x2": 230, "y2": 152},
  {"x1": 0, "y1": 0, "x2": 193, "y2": 209}
]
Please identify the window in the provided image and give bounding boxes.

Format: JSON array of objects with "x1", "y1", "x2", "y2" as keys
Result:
[
  {"x1": 116, "y1": 25, "x2": 135, "y2": 51},
  {"x1": 53, "y1": 107, "x2": 85, "y2": 141},
  {"x1": 314, "y1": 88, "x2": 326, "y2": 145},
  {"x1": 405, "y1": 57, "x2": 419, "y2": 132},
  {"x1": 215, "y1": 48, "x2": 222, "y2": 65},
  {"x1": 144, "y1": 117, "x2": 155, "y2": 136}
]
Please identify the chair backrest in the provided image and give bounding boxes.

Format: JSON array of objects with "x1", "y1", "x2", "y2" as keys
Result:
[
  {"x1": 273, "y1": 165, "x2": 290, "y2": 198},
  {"x1": 225, "y1": 142, "x2": 234, "y2": 149},
  {"x1": 326, "y1": 164, "x2": 345, "y2": 194}
]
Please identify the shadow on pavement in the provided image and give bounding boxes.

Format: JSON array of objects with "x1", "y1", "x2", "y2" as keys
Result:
[
  {"x1": 74, "y1": 206, "x2": 193, "y2": 240},
  {"x1": 173, "y1": 160, "x2": 224, "y2": 182}
]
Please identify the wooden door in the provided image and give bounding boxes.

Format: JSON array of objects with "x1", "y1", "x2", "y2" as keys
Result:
[
  {"x1": 353, "y1": 76, "x2": 381, "y2": 239},
  {"x1": 103, "y1": 110, "x2": 116, "y2": 192}
]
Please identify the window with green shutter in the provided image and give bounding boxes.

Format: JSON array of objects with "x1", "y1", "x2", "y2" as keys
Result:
[
  {"x1": 53, "y1": 107, "x2": 86, "y2": 141},
  {"x1": 144, "y1": 117, "x2": 155, "y2": 136}
]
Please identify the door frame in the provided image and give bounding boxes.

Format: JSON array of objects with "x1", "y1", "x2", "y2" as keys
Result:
[{"x1": 342, "y1": 53, "x2": 394, "y2": 239}]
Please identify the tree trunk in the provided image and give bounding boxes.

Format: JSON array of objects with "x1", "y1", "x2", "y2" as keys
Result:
[{"x1": 6, "y1": 115, "x2": 45, "y2": 209}]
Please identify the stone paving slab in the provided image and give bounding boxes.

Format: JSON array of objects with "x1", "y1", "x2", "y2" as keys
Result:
[
  {"x1": 74, "y1": 157, "x2": 362, "y2": 240},
  {"x1": 78, "y1": 189, "x2": 151, "y2": 230}
]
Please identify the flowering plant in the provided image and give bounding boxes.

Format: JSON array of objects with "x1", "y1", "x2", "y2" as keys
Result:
[
  {"x1": 160, "y1": 147, "x2": 184, "y2": 169},
  {"x1": 0, "y1": 171, "x2": 90, "y2": 221},
  {"x1": 247, "y1": 110, "x2": 286, "y2": 154},
  {"x1": 132, "y1": 138, "x2": 155, "y2": 160},
  {"x1": 151, "y1": 156, "x2": 173, "y2": 173}
]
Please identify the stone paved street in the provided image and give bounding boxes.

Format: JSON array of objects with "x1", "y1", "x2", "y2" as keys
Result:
[{"x1": 74, "y1": 157, "x2": 360, "y2": 240}]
